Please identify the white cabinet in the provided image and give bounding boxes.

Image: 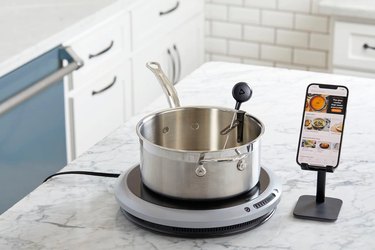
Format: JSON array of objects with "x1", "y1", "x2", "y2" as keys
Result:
[
  {"x1": 131, "y1": 4, "x2": 204, "y2": 114},
  {"x1": 332, "y1": 21, "x2": 375, "y2": 77},
  {"x1": 70, "y1": 62, "x2": 130, "y2": 157},
  {"x1": 333, "y1": 21, "x2": 375, "y2": 72},
  {"x1": 63, "y1": 0, "x2": 204, "y2": 160},
  {"x1": 64, "y1": 11, "x2": 132, "y2": 159}
]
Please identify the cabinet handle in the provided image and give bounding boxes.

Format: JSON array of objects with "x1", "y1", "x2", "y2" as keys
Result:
[
  {"x1": 173, "y1": 44, "x2": 181, "y2": 83},
  {"x1": 92, "y1": 76, "x2": 117, "y2": 96},
  {"x1": 159, "y1": 1, "x2": 179, "y2": 16},
  {"x1": 167, "y1": 48, "x2": 176, "y2": 85},
  {"x1": 0, "y1": 46, "x2": 83, "y2": 116},
  {"x1": 88, "y1": 40, "x2": 114, "y2": 59},
  {"x1": 363, "y1": 43, "x2": 375, "y2": 50}
]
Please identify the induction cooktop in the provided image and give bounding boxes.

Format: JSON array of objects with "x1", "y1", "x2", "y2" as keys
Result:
[{"x1": 115, "y1": 165, "x2": 281, "y2": 237}]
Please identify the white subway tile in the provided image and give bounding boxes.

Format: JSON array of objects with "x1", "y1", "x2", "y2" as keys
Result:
[
  {"x1": 211, "y1": 54, "x2": 242, "y2": 63},
  {"x1": 228, "y1": 6, "x2": 260, "y2": 24},
  {"x1": 212, "y1": 0, "x2": 243, "y2": 5},
  {"x1": 244, "y1": 25, "x2": 274, "y2": 43},
  {"x1": 261, "y1": 44, "x2": 292, "y2": 62},
  {"x1": 295, "y1": 14, "x2": 328, "y2": 33},
  {"x1": 276, "y1": 30, "x2": 309, "y2": 48},
  {"x1": 294, "y1": 49, "x2": 326, "y2": 67},
  {"x1": 310, "y1": 33, "x2": 330, "y2": 50},
  {"x1": 275, "y1": 63, "x2": 307, "y2": 70},
  {"x1": 212, "y1": 21, "x2": 242, "y2": 39},
  {"x1": 205, "y1": 37, "x2": 228, "y2": 54},
  {"x1": 243, "y1": 58, "x2": 274, "y2": 67},
  {"x1": 228, "y1": 40, "x2": 259, "y2": 58},
  {"x1": 244, "y1": 0, "x2": 277, "y2": 9},
  {"x1": 311, "y1": 0, "x2": 321, "y2": 14},
  {"x1": 278, "y1": 0, "x2": 311, "y2": 13},
  {"x1": 206, "y1": 3, "x2": 228, "y2": 21},
  {"x1": 262, "y1": 10, "x2": 293, "y2": 28}
]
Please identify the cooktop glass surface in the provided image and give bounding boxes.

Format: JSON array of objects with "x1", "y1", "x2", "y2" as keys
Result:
[{"x1": 126, "y1": 166, "x2": 270, "y2": 210}]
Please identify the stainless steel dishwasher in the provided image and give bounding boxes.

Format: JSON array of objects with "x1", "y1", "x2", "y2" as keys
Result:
[{"x1": 0, "y1": 46, "x2": 83, "y2": 214}]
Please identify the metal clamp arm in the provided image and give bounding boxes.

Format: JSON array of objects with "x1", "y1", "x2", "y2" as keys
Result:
[{"x1": 0, "y1": 46, "x2": 83, "y2": 116}]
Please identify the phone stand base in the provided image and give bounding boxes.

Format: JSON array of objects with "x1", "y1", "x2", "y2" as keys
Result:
[{"x1": 293, "y1": 195, "x2": 342, "y2": 222}]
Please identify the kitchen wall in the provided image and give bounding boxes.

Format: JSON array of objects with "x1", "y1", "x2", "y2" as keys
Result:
[{"x1": 205, "y1": 0, "x2": 331, "y2": 72}]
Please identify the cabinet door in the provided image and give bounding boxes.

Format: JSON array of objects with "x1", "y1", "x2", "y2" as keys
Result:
[
  {"x1": 131, "y1": 14, "x2": 204, "y2": 114},
  {"x1": 172, "y1": 13, "x2": 204, "y2": 81},
  {"x1": 131, "y1": 38, "x2": 173, "y2": 114},
  {"x1": 70, "y1": 61, "x2": 129, "y2": 157}
]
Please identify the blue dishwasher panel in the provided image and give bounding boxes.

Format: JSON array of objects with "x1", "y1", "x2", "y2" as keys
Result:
[{"x1": 0, "y1": 46, "x2": 67, "y2": 213}]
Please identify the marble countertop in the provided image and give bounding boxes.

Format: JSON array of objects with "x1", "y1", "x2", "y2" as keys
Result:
[
  {"x1": 319, "y1": 0, "x2": 375, "y2": 20},
  {"x1": 0, "y1": 0, "x2": 136, "y2": 78},
  {"x1": 1, "y1": 62, "x2": 375, "y2": 249}
]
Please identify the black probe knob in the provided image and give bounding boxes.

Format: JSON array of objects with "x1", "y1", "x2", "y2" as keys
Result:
[{"x1": 232, "y1": 82, "x2": 252, "y2": 110}]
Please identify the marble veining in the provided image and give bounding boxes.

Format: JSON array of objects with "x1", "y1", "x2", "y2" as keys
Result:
[{"x1": 1, "y1": 62, "x2": 375, "y2": 249}]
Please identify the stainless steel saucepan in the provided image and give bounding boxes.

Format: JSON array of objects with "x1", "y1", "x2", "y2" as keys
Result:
[{"x1": 136, "y1": 62, "x2": 264, "y2": 200}]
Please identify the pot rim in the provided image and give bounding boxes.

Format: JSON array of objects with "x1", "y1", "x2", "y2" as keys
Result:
[{"x1": 136, "y1": 106, "x2": 265, "y2": 153}]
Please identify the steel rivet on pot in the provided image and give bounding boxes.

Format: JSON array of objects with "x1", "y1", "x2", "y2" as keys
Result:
[
  {"x1": 195, "y1": 165, "x2": 206, "y2": 177},
  {"x1": 162, "y1": 127, "x2": 169, "y2": 134},
  {"x1": 191, "y1": 122, "x2": 199, "y2": 130},
  {"x1": 237, "y1": 160, "x2": 246, "y2": 171}
]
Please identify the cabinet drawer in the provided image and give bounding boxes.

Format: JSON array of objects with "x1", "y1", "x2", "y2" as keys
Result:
[
  {"x1": 131, "y1": 0, "x2": 202, "y2": 50},
  {"x1": 333, "y1": 21, "x2": 375, "y2": 72},
  {"x1": 70, "y1": 65, "x2": 125, "y2": 157},
  {"x1": 68, "y1": 12, "x2": 130, "y2": 89}
]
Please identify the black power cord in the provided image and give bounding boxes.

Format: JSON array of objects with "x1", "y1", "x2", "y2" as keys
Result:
[{"x1": 43, "y1": 171, "x2": 120, "y2": 183}]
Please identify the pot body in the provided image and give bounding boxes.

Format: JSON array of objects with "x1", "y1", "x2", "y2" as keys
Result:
[{"x1": 137, "y1": 107, "x2": 264, "y2": 200}]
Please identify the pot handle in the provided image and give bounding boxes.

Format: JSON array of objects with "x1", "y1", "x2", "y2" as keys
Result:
[
  {"x1": 146, "y1": 62, "x2": 181, "y2": 108},
  {"x1": 199, "y1": 152, "x2": 249, "y2": 164}
]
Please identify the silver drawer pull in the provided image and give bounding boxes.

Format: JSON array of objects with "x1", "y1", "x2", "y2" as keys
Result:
[
  {"x1": 173, "y1": 44, "x2": 181, "y2": 83},
  {"x1": 363, "y1": 43, "x2": 375, "y2": 50},
  {"x1": 159, "y1": 1, "x2": 179, "y2": 16},
  {"x1": 92, "y1": 76, "x2": 117, "y2": 96},
  {"x1": 167, "y1": 48, "x2": 176, "y2": 84},
  {"x1": 0, "y1": 47, "x2": 83, "y2": 116},
  {"x1": 88, "y1": 40, "x2": 114, "y2": 59}
]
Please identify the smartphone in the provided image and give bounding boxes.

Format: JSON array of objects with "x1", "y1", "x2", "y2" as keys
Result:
[{"x1": 296, "y1": 83, "x2": 349, "y2": 169}]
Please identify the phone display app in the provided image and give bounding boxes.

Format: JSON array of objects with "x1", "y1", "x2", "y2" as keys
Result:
[{"x1": 298, "y1": 85, "x2": 347, "y2": 167}]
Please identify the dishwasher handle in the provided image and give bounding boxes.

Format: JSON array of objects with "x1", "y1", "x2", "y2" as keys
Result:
[{"x1": 0, "y1": 46, "x2": 84, "y2": 116}]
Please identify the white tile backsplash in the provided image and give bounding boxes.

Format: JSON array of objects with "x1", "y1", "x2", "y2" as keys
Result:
[
  {"x1": 205, "y1": 0, "x2": 331, "y2": 71},
  {"x1": 205, "y1": 37, "x2": 227, "y2": 54},
  {"x1": 205, "y1": 3, "x2": 228, "y2": 21},
  {"x1": 244, "y1": 0, "x2": 277, "y2": 9},
  {"x1": 310, "y1": 33, "x2": 330, "y2": 50},
  {"x1": 293, "y1": 49, "x2": 327, "y2": 67},
  {"x1": 211, "y1": 21, "x2": 242, "y2": 39},
  {"x1": 228, "y1": 40, "x2": 259, "y2": 58},
  {"x1": 244, "y1": 25, "x2": 275, "y2": 43},
  {"x1": 295, "y1": 14, "x2": 328, "y2": 33},
  {"x1": 228, "y1": 6, "x2": 260, "y2": 24},
  {"x1": 261, "y1": 44, "x2": 292, "y2": 63},
  {"x1": 278, "y1": 0, "x2": 311, "y2": 13},
  {"x1": 262, "y1": 10, "x2": 294, "y2": 28},
  {"x1": 276, "y1": 29, "x2": 309, "y2": 48},
  {"x1": 212, "y1": 0, "x2": 243, "y2": 5}
]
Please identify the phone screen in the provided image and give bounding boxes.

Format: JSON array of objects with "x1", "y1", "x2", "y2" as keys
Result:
[{"x1": 297, "y1": 84, "x2": 348, "y2": 168}]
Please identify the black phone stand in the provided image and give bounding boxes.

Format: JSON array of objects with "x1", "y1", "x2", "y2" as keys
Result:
[{"x1": 293, "y1": 164, "x2": 342, "y2": 221}]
